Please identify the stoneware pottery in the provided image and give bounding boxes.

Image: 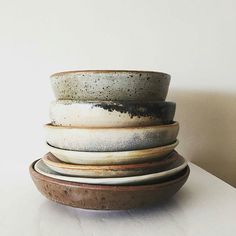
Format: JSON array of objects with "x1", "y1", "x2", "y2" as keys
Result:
[
  {"x1": 46, "y1": 141, "x2": 179, "y2": 165},
  {"x1": 42, "y1": 151, "x2": 185, "y2": 177},
  {"x1": 50, "y1": 70, "x2": 170, "y2": 101},
  {"x1": 45, "y1": 122, "x2": 179, "y2": 152},
  {"x1": 50, "y1": 100, "x2": 176, "y2": 127},
  {"x1": 34, "y1": 159, "x2": 187, "y2": 185},
  {"x1": 30, "y1": 160, "x2": 190, "y2": 210}
]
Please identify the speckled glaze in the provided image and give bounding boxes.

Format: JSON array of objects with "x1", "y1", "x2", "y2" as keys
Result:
[
  {"x1": 46, "y1": 141, "x2": 178, "y2": 165},
  {"x1": 30, "y1": 160, "x2": 190, "y2": 210},
  {"x1": 45, "y1": 122, "x2": 179, "y2": 152},
  {"x1": 50, "y1": 100, "x2": 176, "y2": 127},
  {"x1": 42, "y1": 151, "x2": 185, "y2": 177},
  {"x1": 50, "y1": 70, "x2": 170, "y2": 101},
  {"x1": 35, "y1": 159, "x2": 187, "y2": 185}
]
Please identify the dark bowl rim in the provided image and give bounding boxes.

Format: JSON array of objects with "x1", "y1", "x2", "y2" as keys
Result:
[{"x1": 30, "y1": 160, "x2": 189, "y2": 191}]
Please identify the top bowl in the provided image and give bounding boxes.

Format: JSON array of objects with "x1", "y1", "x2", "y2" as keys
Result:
[{"x1": 50, "y1": 70, "x2": 170, "y2": 101}]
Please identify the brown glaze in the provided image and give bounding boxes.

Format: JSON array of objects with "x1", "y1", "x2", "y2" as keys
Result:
[{"x1": 30, "y1": 160, "x2": 190, "y2": 210}]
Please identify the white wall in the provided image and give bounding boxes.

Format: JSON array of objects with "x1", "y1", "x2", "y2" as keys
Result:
[{"x1": 0, "y1": 0, "x2": 235, "y2": 186}]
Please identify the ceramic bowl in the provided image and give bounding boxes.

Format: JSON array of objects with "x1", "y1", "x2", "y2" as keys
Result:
[
  {"x1": 35, "y1": 158, "x2": 187, "y2": 185},
  {"x1": 30, "y1": 160, "x2": 190, "y2": 210},
  {"x1": 46, "y1": 141, "x2": 179, "y2": 165},
  {"x1": 42, "y1": 151, "x2": 185, "y2": 177},
  {"x1": 50, "y1": 100, "x2": 176, "y2": 127},
  {"x1": 45, "y1": 122, "x2": 179, "y2": 152},
  {"x1": 50, "y1": 70, "x2": 170, "y2": 101}
]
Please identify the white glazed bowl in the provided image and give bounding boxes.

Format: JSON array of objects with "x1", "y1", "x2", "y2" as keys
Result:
[
  {"x1": 50, "y1": 100, "x2": 176, "y2": 127},
  {"x1": 45, "y1": 122, "x2": 179, "y2": 152}
]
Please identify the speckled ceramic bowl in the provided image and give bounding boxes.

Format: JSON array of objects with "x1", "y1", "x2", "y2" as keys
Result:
[
  {"x1": 50, "y1": 70, "x2": 170, "y2": 101},
  {"x1": 50, "y1": 100, "x2": 176, "y2": 127},
  {"x1": 42, "y1": 151, "x2": 185, "y2": 177},
  {"x1": 46, "y1": 141, "x2": 178, "y2": 165},
  {"x1": 45, "y1": 122, "x2": 179, "y2": 152},
  {"x1": 30, "y1": 160, "x2": 190, "y2": 210}
]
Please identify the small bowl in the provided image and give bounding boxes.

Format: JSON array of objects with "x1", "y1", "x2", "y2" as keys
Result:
[
  {"x1": 42, "y1": 151, "x2": 185, "y2": 177},
  {"x1": 46, "y1": 141, "x2": 178, "y2": 165},
  {"x1": 45, "y1": 122, "x2": 179, "y2": 152},
  {"x1": 50, "y1": 70, "x2": 170, "y2": 101},
  {"x1": 50, "y1": 100, "x2": 176, "y2": 127},
  {"x1": 30, "y1": 160, "x2": 190, "y2": 210}
]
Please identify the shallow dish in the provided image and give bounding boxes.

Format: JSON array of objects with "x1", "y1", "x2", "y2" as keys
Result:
[
  {"x1": 46, "y1": 140, "x2": 178, "y2": 165},
  {"x1": 42, "y1": 151, "x2": 185, "y2": 177},
  {"x1": 50, "y1": 100, "x2": 176, "y2": 127},
  {"x1": 50, "y1": 70, "x2": 170, "y2": 101},
  {"x1": 30, "y1": 160, "x2": 190, "y2": 210},
  {"x1": 35, "y1": 159, "x2": 187, "y2": 185},
  {"x1": 45, "y1": 122, "x2": 179, "y2": 152}
]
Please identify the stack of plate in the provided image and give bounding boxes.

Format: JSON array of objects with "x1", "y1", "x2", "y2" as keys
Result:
[{"x1": 30, "y1": 70, "x2": 190, "y2": 210}]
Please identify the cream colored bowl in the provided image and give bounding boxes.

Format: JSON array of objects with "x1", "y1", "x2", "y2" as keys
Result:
[
  {"x1": 50, "y1": 100, "x2": 176, "y2": 128},
  {"x1": 45, "y1": 122, "x2": 179, "y2": 152},
  {"x1": 46, "y1": 141, "x2": 179, "y2": 165}
]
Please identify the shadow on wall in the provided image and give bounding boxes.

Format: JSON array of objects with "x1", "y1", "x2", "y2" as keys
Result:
[{"x1": 168, "y1": 89, "x2": 236, "y2": 187}]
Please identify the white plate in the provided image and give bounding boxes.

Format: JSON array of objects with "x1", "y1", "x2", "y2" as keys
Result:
[
  {"x1": 46, "y1": 140, "x2": 179, "y2": 165},
  {"x1": 45, "y1": 122, "x2": 179, "y2": 152},
  {"x1": 35, "y1": 159, "x2": 188, "y2": 185}
]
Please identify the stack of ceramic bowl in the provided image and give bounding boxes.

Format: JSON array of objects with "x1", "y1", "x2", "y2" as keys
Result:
[{"x1": 30, "y1": 70, "x2": 190, "y2": 210}]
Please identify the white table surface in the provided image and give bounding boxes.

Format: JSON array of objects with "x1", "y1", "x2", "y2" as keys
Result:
[{"x1": 1, "y1": 162, "x2": 236, "y2": 236}]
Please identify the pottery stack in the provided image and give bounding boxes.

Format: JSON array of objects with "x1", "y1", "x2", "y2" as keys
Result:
[{"x1": 30, "y1": 70, "x2": 190, "y2": 210}]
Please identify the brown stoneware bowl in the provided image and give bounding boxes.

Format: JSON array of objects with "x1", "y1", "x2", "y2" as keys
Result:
[{"x1": 30, "y1": 160, "x2": 190, "y2": 210}]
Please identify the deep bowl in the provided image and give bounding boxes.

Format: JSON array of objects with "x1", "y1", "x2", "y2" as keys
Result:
[
  {"x1": 50, "y1": 100, "x2": 176, "y2": 127},
  {"x1": 30, "y1": 160, "x2": 190, "y2": 210},
  {"x1": 45, "y1": 122, "x2": 179, "y2": 152},
  {"x1": 50, "y1": 70, "x2": 170, "y2": 101}
]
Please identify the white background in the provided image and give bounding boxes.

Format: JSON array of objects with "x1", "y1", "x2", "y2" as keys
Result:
[{"x1": 0, "y1": 0, "x2": 235, "y2": 186}]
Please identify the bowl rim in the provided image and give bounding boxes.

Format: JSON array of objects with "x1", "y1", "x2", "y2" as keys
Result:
[
  {"x1": 30, "y1": 160, "x2": 189, "y2": 191},
  {"x1": 50, "y1": 70, "x2": 171, "y2": 78},
  {"x1": 42, "y1": 151, "x2": 182, "y2": 171},
  {"x1": 44, "y1": 121, "x2": 179, "y2": 130},
  {"x1": 46, "y1": 140, "x2": 179, "y2": 155},
  {"x1": 50, "y1": 100, "x2": 176, "y2": 105}
]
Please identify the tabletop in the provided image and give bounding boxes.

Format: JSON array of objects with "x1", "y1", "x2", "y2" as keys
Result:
[{"x1": 1, "y1": 162, "x2": 236, "y2": 236}]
